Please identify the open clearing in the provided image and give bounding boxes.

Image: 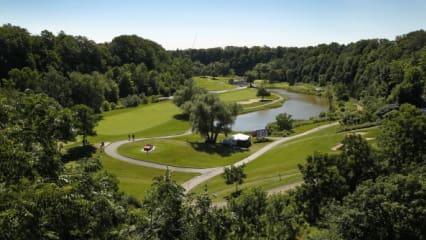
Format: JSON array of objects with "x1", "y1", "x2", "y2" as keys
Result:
[
  {"x1": 191, "y1": 125, "x2": 380, "y2": 200},
  {"x1": 99, "y1": 154, "x2": 198, "y2": 200},
  {"x1": 117, "y1": 134, "x2": 271, "y2": 168},
  {"x1": 254, "y1": 80, "x2": 323, "y2": 95},
  {"x1": 91, "y1": 101, "x2": 190, "y2": 142},
  {"x1": 193, "y1": 76, "x2": 237, "y2": 91},
  {"x1": 217, "y1": 88, "x2": 282, "y2": 112},
  {"x1": 219, "y1": 88, "x2": 260, "y2": 102},
  {"x1": 86, "y1": 76, "x2": 381, "y2": 201}
]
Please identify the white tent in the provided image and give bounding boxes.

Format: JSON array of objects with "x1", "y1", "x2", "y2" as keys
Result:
[
  {"x1": 232, "y1": 133, "x2": 251, "y2": 141},
  {"x1": 223, "y1": 133, "x2": 252, "y2": 148}
]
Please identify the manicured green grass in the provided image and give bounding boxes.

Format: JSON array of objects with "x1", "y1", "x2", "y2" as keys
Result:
[
  {"x1": 218, "y1": 88, "x2": 284, "y2": 114},
  {"x1": 240, "y1": 95, "x2": 280, "y2": 108},
  {"x1": 291, "y1": 121, "x2": 333, "y2": 135},
  {"x1": 254, "y1": 80, "x2": 322, "y2": 96},
  {"x1": 193, "y1": 76, "x2": 237, "y2": 91},
  {"x1": 239, "y1": 97, "x2": 286, "y2": 114},
  {"x1": 362, "y1": 127, "x2": 380, "y2": 138},
  {"x1": 99, "y1": 154, "x2": 198, "y2": 200},
  {"x1": 117, "y1": 134, "x2": 272, "y2": 168},
  {"x1": 192, "y1": 126, "x2": 379, "y2": 200},
  {"x1": 218, "y1": 88, "x2": 258, "y2": 102},
  {"x1": 88, "y1": 101, "x2": 190, "y2": 143}
]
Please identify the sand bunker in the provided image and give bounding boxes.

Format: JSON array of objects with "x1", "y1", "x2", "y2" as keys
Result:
[
  {"x1": 238, "y1": 98, "x2": 261, "y2": 105},
  {"x1": 331, "y1": 143, "x2": 343, "y2": 151}
]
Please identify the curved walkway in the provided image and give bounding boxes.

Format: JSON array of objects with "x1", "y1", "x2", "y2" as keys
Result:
[
  {"x1": 212, "y1": 181, "x2": 304, "y2": 207},
  {"x1": 242, "y1": 93, "x2": 284, "y2": 110},
  {"x1": 104, "y1": 122, "x2": 339, "y2": 192},
  {"x1": 209, "y1": 86, "x2": 247, "y2": 94},
  {"x1": 211, "y1": 86, "x2": 284, "y2": 111},
  {"x1": 181, "y1": 122, "x2": 338, "y2": 192},
  {"x1": 104, "y1": 130, "x2": 208, "y2": 174}
]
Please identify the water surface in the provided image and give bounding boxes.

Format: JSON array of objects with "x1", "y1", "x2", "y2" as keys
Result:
[{"x1": 233, "y1": 89, "x2": 329, "y2": 131}]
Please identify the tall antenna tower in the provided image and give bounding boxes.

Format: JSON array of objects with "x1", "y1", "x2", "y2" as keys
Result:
[{"x1": 191, "y1": 32, "x2": 198, "y2": 49}]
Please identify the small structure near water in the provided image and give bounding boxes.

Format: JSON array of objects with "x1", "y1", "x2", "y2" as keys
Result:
[{"x1": 223, "y1": 133, "x2": 252, "y2": 148}]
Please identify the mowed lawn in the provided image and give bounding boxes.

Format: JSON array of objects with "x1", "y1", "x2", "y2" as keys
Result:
[
  {"x1": 100, "y1": 154, "x2": 198, "y2": 200},
  {"x1": 90, "y1": 101, "x2": 190, "y2": 142},
  {"x1": 219, "y1": 88, "x2": 258, "y2": 102},
  {"x1": 193, "y1": 76, "x2": 237, "y2": 91},
  {"x1": 117, "y1": 134, "x2": 272, "y2": 168},
  {"x1": 192, "y1": 126, "x2": 380, "y2": 200},
  {"x1": 254, "y1": 80, "x2": 322, "y2": 95}
]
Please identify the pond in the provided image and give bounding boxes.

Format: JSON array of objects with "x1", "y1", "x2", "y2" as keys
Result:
[{"x1": 232, "y1": 89, "x2": 329, "y2": 131}]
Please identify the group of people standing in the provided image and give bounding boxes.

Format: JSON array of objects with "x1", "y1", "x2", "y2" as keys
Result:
[
  {"x1": 128, "y1": 134, "x2": 135, "y2": 141},
  {"x1": 99, "y1": 133, "x2": 136, "y2": 153}
]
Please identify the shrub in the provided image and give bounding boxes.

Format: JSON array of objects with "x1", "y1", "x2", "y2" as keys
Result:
[
  {"x1": 121, "y1": 94, "x2": 141, "y2": 107},
  {"x1": 101, "y1": 101, "x2": 111, "y2": 112}
]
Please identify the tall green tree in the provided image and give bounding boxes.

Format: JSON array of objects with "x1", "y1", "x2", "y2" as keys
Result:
[
  {"x1": 265, "y1": 193, "x2": 304, "y2": 240},
  {"x1": 297, "y1": 152, "x2": 348, "y2": 223},
  {"x1": 324, "y1": 173, "x2": 426, "y2": 240},
  {"x1": 338, "y1": 134, "x2": 379, "y2": 191},
  {"x1": 7, "y1": 67, "x2": 42, "y2": 92},
  {"x1": 71, "y1": 104, "x2": 101, "y2": 146},
  {"x1": 143, "y1": 170, "x2": 185, "y2": 239},
  {"x1": 0, "y1": 158, "x2": 130, "y2": 240},
  {"x1": 0, "y1": 24, "x2": 32, "y2": 78},
  {"x1": 244, "y1": 70, "x2": 257, "y2": 87},
  {"x1": 16, "y1": 93, "x2": 76, "y2": 178},
  {"x1": 41, "y1": 66, "x2": 72, "y2": 107},
  {"x1": 173, "y1": 78, "x2": 207, "y2": 115},
  {"x1": 256, "y1": 86, "x2": 271, "y2": 101},
  {"x1": 389, "y1": 66, "x2": 425, "y2": 107},
  {"x1": 275, "y1": 113, "x2": 294, "y2": 131},
  {"x1": 188, "y1": 93, "x2": 239, "y2": 143},
  {"x1": 377, "y1": 104, "x2": 426, "y2": 171},
  {"x1": 223, "y1": 164, "x2": 247, "y2": 193},
  {"x1": 228, "y1": 187, "x2": 267, "y2": 239}
]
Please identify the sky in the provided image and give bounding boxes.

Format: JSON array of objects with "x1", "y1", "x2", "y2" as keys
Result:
[{"x1": 1, "y1": 0, "x2": 426, "y2": 50}]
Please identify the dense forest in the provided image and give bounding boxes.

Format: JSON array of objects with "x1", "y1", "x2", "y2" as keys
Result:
[
  {"x1": 1, "y1": 24, "x2": 425, "y2": 239},
  {"x1": 173, "y1": 31, "x2": 426, "y2": 107},
  {"x1": 0, "y1": 24, "x2": 192, "y2": 112},
  {"x1": 1, "y1": 24, "x2": 425, "y2": 113}
]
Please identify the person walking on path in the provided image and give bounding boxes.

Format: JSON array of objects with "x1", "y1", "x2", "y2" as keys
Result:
[
  {"x1": 100, "y1": 141, "x2": 105, "y2": 153},
  {"x1": 132, "y1": 134, "x2": 135, "y2": 141}
]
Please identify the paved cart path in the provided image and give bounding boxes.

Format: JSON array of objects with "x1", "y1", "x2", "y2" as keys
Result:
[{"x1": 104, "y1": 122, "x2": 339, "y2": 192}]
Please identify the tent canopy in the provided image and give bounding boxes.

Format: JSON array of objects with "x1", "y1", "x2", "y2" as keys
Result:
[{"x1": 232, "y1": 133, "x2": 251, "y2": 141}]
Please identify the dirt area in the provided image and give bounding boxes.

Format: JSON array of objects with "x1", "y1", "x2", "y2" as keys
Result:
[
  {"x1": 352, "y1": 132, "x2": 367, "y2": 135},
  {"x1": 332, "y1": 133, "x2": 374, "y2": 150},
  {"x1": 331, "y1": 143, "x2": 343, "y2": 151},
  {"x1": 238, "y1": 98, "x2": 261, "y2": 104}
]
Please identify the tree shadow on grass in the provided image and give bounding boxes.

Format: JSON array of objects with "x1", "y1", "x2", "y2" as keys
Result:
[
  {"x1": 173, "y1": 113, "x2": 189, "y2": 121},
  {"x1": 189, "y1": 142, "x2": 249, "y2": 157},
  {"x1": 62, "y1": 145, "x2": 97, "y2": 163}
]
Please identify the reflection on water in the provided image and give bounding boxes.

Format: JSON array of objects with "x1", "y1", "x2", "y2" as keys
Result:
[{"x1": 233, "y1": 89, "x2": 329, "y2": 131}]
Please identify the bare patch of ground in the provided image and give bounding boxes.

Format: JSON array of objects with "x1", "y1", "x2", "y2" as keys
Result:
[
  {"x1": 331, "y1": 143, "x2": 343, "y2": 151},
  {"x1": 238, "y1": 98, "x2": 261, "y2": 105}
]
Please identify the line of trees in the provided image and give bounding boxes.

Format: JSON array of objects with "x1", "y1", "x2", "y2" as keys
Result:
[
  {"x1": 2, "y1": 24, "x2": 424, "y2": 114},
  {"x1": 0, "y1": 24, "x2": 193, "y2": 112},
  {"x1": 173, "y1": 31, "x2": 426, "y2": 107}
]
